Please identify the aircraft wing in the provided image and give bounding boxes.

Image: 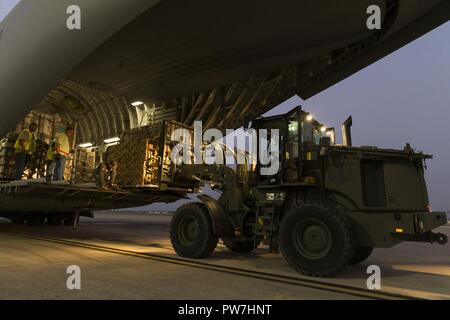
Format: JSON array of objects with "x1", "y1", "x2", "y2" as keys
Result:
[{"x1": 0, "y1": 0, "x2": 448, "y2": 141}]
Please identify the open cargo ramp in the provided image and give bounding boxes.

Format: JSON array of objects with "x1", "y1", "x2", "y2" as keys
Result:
[{"x1": 0, "y1": 180, "x2": 190, "y2": 218}]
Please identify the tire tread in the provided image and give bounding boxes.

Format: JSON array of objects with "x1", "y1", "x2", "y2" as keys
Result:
[
  {"x1": 280, "y1": 202, "x2": 355, "y2": 277},
  {"x1": 170, "y1": 203, "x2": 218, "y2": 259}
]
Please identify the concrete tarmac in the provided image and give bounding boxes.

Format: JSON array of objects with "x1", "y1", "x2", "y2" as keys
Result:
[{"x1": 0, "y1": 212, "x2": 448, "y2": 300}]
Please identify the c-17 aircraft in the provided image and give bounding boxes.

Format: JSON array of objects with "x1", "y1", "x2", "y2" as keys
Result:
[{"x1": 0, "y1": 0, "x2": 449, "y2": 142}]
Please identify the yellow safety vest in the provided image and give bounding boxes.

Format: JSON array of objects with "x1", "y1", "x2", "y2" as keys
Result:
[
  {"x1": 47, "y1": 140, "x2": 57, "y2": 161},
  {"x1": 14, "y1": 129, "x2": 35, "y2": 154},
  {"x1": 56, "y1": 133, "x2": 70, "y2": 156}
]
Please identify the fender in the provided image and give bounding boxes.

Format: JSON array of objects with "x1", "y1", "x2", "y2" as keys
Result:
[{"x1": 197, "y1": 195, "x2": 233, "y2": 238}]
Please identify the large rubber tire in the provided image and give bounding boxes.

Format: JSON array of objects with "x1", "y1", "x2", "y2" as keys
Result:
[
  {"x1": 350, "y1": 247, "x2": 374, "y2": 265},
  {"x1": 279, "y1": 204, "x2": 355, "y2": 277},
  {"x1": 47, "y1": 213, "x2": 62, "y2": 226},
  {"x1": 223, "y1": 238, "x2": 260, "y2": 253},
  {"x1": 27, "y1": 213, "x2": 46, "y2": 226},
  {"x1": 170, "y1": 203, "x2": 218, "y2": 259}
]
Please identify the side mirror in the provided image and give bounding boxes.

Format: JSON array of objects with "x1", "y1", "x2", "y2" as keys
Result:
[{"x1": 341, "y1": 116, "x2": 352, "y2": 147}]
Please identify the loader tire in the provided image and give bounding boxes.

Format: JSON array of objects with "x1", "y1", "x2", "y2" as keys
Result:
[
  {"x1": 170, "y1": 203, "x2": 218, "y2": 258},
  {"x1": 350, "y1": 247, "x2": 373, "y2": 265},
  {"x1": 279, "y1": 204, "x2": 355, "y2": 277}
]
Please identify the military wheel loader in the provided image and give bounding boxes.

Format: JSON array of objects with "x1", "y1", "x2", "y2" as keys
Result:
[
  {"x1": 169, "y1": 106, "x2": 448, "y2": 277},
  {"x1": 0, "y1": 107, "x2": 447, "y2": 277}
]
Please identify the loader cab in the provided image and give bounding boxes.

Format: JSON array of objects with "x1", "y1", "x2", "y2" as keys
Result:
[{"x1": 252, "y1": 106, "x2": 333, "y2": 185}]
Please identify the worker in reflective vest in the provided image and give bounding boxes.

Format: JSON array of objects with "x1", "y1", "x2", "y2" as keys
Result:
[
  {"x1": 54, "y1": 126, "x2": 75, "y2": 181},
  {"x1": 14, "y1": 123, "x2": 37, "y2": 180}
]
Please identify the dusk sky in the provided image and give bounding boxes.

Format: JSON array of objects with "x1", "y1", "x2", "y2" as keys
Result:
[
  {"x1": 1, "y1": 2, "x2": 449, "y2": 210},
  {"x1": 0, "y1": 0, "x2": 18, "y2": 21}
]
